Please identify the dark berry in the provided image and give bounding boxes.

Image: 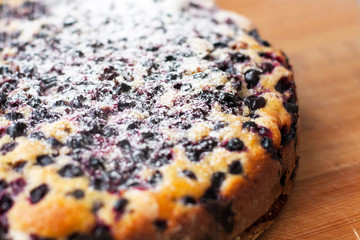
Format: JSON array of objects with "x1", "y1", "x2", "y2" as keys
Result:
[
  {"x1": 5, "y1": 112, "x2": 23, "y2": 121},
  {"x1": 69, "y1": 189, "x2": 85, "y2": 199},
  {"x1": 261, "y1": 62, "x2": 274, "y2": 73},
  {"x1": 114, "y1": 198, "x2": 128, "y2": 212},
  {"x1": 228, "y1": 161, "x2": 243, "y2": 174},
  {"x1": 244, "y1": 69, "x2": 261, "y2": 88},
  {"x1": 244, "y1": 96, "x2": 266, "y2": 111},
  {"x1": 29, "y1": 132, "x2": 46, "y2": 140},
  {"x1": 230, "y1": 53, "x2": 249, "y2": 63},
  {"x1": 116, "y1": 83, "x2": 132, "y2": 93},
  {"x1": 117, "y1": 100, "x2": 136, "y2": 111},
  {"x1": 58, "y1": 164, "x2": 84, "y2": 178},
  {"x1": 118, "y1": 139, "x2": 131, "y2": 152},
  {"x1": 66, "y1": 133, "x2": 93, "y2": 149},
  {"x1": 127, "y1": 121, "x2": 141, "y2": 130},
  {"x1": 218, "y1": 92, "x2": 238, "y2": 108},
  {"x1": 6, "y1": 122, "x2": 27, "y2": 138},
  {"x1": 284, "y1": 102, "x2": 299, "y2": 114},
  {"x1": 275, "y1": 77, "x2": 292, "y2": 93},
  {"x1": 185, "y1": 138, "x2": 218, "y2": 162},
  {"x1": 13, "y1": 161, "x2": 27, "y2": 172},
  {"x1": 31, "y1": 107, "x2": 48, "y2": 121},
  {"x1": 0, "y1": 142, "x2": 18, "y2": 155},
  {"x1": 225, "y1": 138, "x2": 245, "y2": 152},
  {"x1": 200, "y1": 172, "x2": 226, "y2": 202},
  {"x1": 181, "y1": 196, "x2": 196, "y2": 205},
  {"x1": 10, "y1": 178, "x2": 26, "y2": 195},
  {"x1": 30, "y1": 184, "x2": 49, "y2": 204},
  {"x1": 36, "y1": 155, "x2": 54, "y2": 166},
  {"x1": 47, "y1": 137, "x2": 64, "y2": 148},
  {"x1": 27, "y1": 98, "x2": 41, "y2": 108},
  {"x1": 164, "y1": 55, "x2": 176, "y2": 61},
  {"x1": 153, "y1": 219, "x2": 167, "y2": 231},
  {"x1": 213, "y1": 122, "x2": 229, "y2": 131},
  {"x1": 213, "y1": 42, "x2": 228, "y2": 48},
  {"x1": 242, "y1": 121, "x2": 258, "y2": 131},
  {"x1": 182, "y1": 170, "x2": 197, "y2": 180},
  {"x1": 91, "y1": 177, "x2": 109, "y2": 191},
  {"x1": 133, "y1": 148, "x2": 149, "y2": 162},
  {"x1": 261, "y1": 137, "x2": 274, "y2": 152},
  {"x1": 149, "y1": 170, "x2": 162, "y2": 185},
  {"x1": 87, "y1": 156, "x2": 105, "y2": 170},
  {"x1": 0, "y1": 179, "x2": 8, "y2": 191},
  {"x1": 0, "y1": 194, "x2": 13, "y2": 214}
]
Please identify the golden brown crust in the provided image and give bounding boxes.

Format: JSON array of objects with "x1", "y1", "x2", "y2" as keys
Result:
[{"x1": 0, "y1": 1, "x2": 298, "y2": 239}]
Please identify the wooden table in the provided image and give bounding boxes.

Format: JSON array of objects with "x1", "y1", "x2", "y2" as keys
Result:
[{"x1": 217, "y1": 0, "x2": 360, "y2": 239}]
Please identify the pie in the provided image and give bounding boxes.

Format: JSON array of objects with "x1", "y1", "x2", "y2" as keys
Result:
[{"x1": 0, "y1": 0, "x2": 299, "y2": 239}]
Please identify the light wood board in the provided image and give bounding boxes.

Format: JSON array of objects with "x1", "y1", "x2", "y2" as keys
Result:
[{"x1": 217, "y1": 0, "x2": 360, "y2": 239}]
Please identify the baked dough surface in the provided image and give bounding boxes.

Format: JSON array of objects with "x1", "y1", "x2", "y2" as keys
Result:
[{"x1": 0, "y1": 0, "x2": 299, "y2": 239}]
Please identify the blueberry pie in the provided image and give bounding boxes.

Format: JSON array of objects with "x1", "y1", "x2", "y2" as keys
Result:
[{"x1": 0, "y1": 0, "x2": 299, "y2": 239}]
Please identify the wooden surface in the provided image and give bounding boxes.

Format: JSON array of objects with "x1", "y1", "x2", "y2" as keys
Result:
[{"x1": 217, "y1": 0, "x2": 360, "y2": 239}]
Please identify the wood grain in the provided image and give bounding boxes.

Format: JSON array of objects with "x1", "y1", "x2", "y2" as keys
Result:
[{"x1": 217, "y1": 0, "x2": 360, "y2": 239}]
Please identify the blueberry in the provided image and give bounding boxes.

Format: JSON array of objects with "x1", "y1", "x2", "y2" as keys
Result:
[
  {"x1": 117, "y1": 99, "x2": 136, "y2": 111},
  {"x1": 127, "y1": 121, "x2": 141, "y2": 130},
  {"x1": 244, "y1": 96, "x2": 266, "y2": 111},
  {"x1": 261, "y1": 137, "x2": 274, "y2": 152},
  {"x1": 225, "y1": 138, "x2": 245, "y2": 152},
  {"x1": 230, "y1": 53, "x2": 249, "y2": 63},
  {"x1": 185, "y1": 138, "x2": 218, "y2": 162},
  {"x1": 6, "y1": 122, "x2": 27, "y2": 138},
  {"x1": 284, "y1": 102, "x2": 299, "y2": 114},
  {"x1": 10, "y1": 178, "x2": 26, "y2": 195},
  {"x1": 153, "y1": 219, "x2": 167, "y2": 231},
  {"x1": 58, "y1": 164, "x2": 84, "y2": 178},
  {"x1": 5, "y1": 112, "x2": 23, "y2": 121},
  {"x1": 164, "y1": 55, "x2": 176, "y2": 61},
  {"x1": 87, "y1": 156, "x2": 105, "y2": 170},
  {"x1": 166, "y1": 72, "x2": 178, "y2": 81},
  {"x1": 0, "y1": 142, "x2": 18, "y2": 155},
  {"x1": 13, "y1": 161, "x2": 27, "y2": 172},
  {"x1": 66, "y1": 133, "x2": 93, "y2": 149},
  {"x1": 261, "y1": 62, "x2": 274, "y2": 73},
  {"x1": 149, "y1": 170, "x2": 162, "y2": 185},
  {"x1": 30, "y1": 184, "x2": 49, "y2": 204},
  {"x1": 218, "y1": 93, "x2": 238, "y2": 108},
  {"x1": 228, "y1": 161, "x2": 243, "y2": 174},
  {"x1": 244, "y1": 69, "x2": 261, "y2": 88},
  {"x1": 181, "y1": 196, "x2": 197, "y2": 205},
  {"x1": 200, "y1": 172, "x2": 226, "y2": 202},
  {"x1": 118, "y1": 139, "x2": 131, "y2": 152},
  {"x1": 31, "y1": 107, "x2": 48, "y2": 121},
  {"x1": 242, "y1": 121, "x2": 258, "y2": 131},
  {"x1": 27, "y1": 98, "x2": 41, "y2": 108},
  {"x1": 47, "y1": 137, "x2": 64, "y2": 148},
  {"x1": 113, "y1": 198, "x2": 128, "y2": 212},
  {"x1": 90, "y1": 177, "x2": 109, "y2": 191},
  {"x1": 29, "y1": 132, "x2": 46, "y2": 140},
  {"x1": 182, "y1": 170, "x2": 197, "y2": 180},
  {"x1": 275, "y1": 77, "x2": 292, "y2": 93},
  {"x1": 69, "y1": 189, "x2": 85, "y2": 199},
  {"x1": 103, "y1": 126, "x2": 118, "y2": 137},
  {"x1": 213, "y1": 42, "x2": 228, "y2": 48},
  {"x1": 213, "y1": 122, "x2": 229, "y2": 131},
  {"x1": 116, "y1": 83, "x2": 132, "y2": 93},
  {"x1": 0, "y1": 179, "x2": 8, "y2": 191},
  {"x1": 36, "y1": 155, "x2": 54, "y2": 166},
  {"x1": 0, "y1": 194, "x2": 13, "y2": 214}
]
